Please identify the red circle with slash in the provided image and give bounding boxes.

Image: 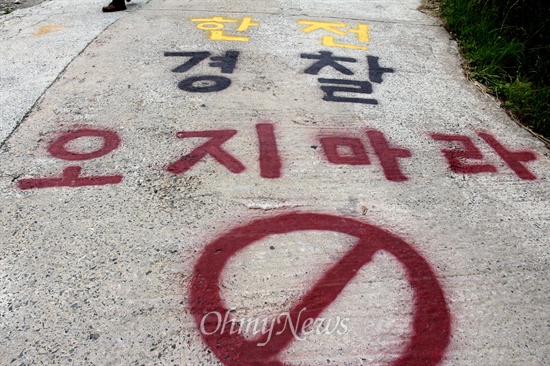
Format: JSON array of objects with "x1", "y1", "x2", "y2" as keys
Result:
[{"x1": 189, "y1": 213, "x2": 451, "y2": 366}]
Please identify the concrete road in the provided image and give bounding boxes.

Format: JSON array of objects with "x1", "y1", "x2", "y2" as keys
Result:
[{"x1": 1, "y1": 0, "x2": 548, "y2": 365}]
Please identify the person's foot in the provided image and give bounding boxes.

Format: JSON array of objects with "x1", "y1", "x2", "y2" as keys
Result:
[{"x1": 102, "y1": 1, "x2": 126, "y2": 12}]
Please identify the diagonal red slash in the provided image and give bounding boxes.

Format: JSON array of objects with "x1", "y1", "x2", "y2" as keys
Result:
[{"x1": 189, "y1": 213, "x2": 451, "y2": 366}]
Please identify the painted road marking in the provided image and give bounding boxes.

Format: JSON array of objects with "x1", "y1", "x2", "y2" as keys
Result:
[
  {"x1": 298, "y1": 20, "x2": 371, "y2": 50},
  {"x1": 18, "y1": 128, "x2": 123, "y2": 189},
  {"x1": 191, "y1": 16, "x2": 259, "y2": 42},
  {"x1": 17, "y1": 126, "x2": 537, "y2": 189},
  {"x1": 190, "y1": 213, "x2": 451, "y2": 366}
]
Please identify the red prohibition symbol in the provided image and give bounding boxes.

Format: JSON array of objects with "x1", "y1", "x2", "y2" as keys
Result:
[{"x1": 190, "y1": 213, "x2": 451, "y2": 366}]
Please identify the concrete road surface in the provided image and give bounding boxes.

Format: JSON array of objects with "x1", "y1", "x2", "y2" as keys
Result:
[{"x1": 1, "y1": 0, "x2": 548, "y2": 365}]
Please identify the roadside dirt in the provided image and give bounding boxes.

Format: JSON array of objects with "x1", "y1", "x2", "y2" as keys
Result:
[
  {"x1": 2, "y1": 0, "x2": 49, "y2": 14},
  {"x1": 418, "y1": 0, "x2": 441, "y2": 17}
]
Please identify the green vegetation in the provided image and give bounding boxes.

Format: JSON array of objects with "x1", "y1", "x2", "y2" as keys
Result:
[{"x1": 439, "y1": 0, "x2": 550, "y2": 138}]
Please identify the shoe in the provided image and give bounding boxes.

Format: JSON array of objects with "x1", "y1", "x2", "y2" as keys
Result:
[{"x1": 102, "y1": 1, "x2": 126, "y2": 12}]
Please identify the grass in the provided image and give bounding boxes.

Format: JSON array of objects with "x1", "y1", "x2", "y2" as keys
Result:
[{"x1": 437, "y1": 0, "x2": 550, "y2": 139}]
